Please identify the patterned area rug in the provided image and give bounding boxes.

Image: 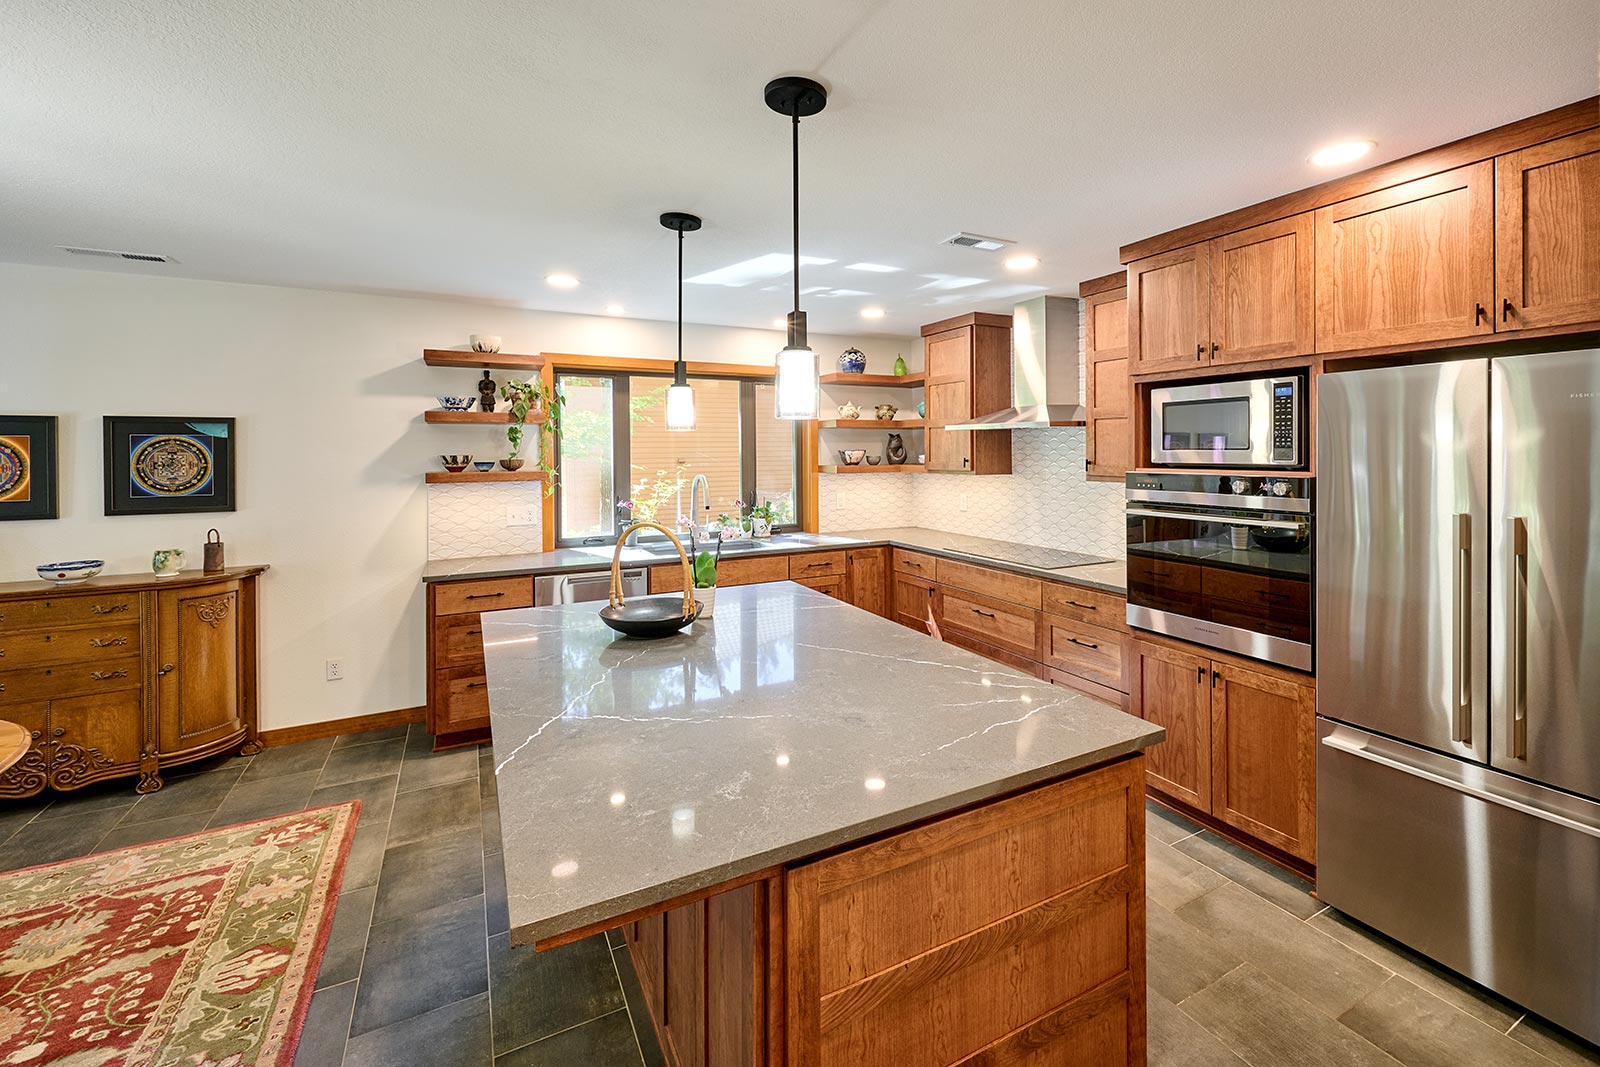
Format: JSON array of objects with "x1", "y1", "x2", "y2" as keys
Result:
[{"x1": 0, "y1": 801, "x2": 359, "y2": 1066}]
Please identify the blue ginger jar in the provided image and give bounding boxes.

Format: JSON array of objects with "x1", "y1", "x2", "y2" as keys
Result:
[{"x1": 838, "y1": 347, "x2": 867, "y2": 374}]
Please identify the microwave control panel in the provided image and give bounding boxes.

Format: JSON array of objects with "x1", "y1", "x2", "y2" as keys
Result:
[{"x1": 1271, "y1": 381, "x2": 1298, "y2": 463}]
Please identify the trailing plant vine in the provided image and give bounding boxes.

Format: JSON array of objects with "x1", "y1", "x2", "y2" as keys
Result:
[{"x1": 501, "y1": 378, "x2": 566, "y2": 493}]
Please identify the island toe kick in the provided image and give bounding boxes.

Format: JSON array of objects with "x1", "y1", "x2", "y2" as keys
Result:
[{"x1": 607, "y1": 754, "x2": 1147, "y2": 1067}]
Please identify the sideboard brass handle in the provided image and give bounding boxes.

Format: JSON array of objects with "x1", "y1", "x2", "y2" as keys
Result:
[
  {"x1": 53, "y1": 728, "x2": 65, "y2": 737},
  {"x1": 91, "y1": 670, "x2": 129, "y2": 681},
  {"x1": 91, "y1": 603, "x2": 130, "y2": 615},
  {"x1": 89, "y1": 636, "x2": 129, "y2": 648},
  {"x1": 157, "y1": 663, "x2": 176, "y2": 676}
]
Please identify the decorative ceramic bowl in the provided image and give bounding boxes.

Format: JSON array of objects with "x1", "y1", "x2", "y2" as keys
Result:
[
  {"x1": 836, "y1": 402, "x2": 862, "y2": 420},
  {"x1": 470, "y1": 334, "x2": 502, "y2": 353},
  {"x1": 874, "y1": 404, "x2": 898, "y2": 420},
  {"x1": 36, "y1": 560, "x2": 103, "y2": 585},
  {"x1": 865, "y1": 456, "x2": 882, "y2": 466},
  {"x1": 599, "y1": 598, "x2": 701, "y2": 639},
  {"x1": 837, "y1": 449, "x2": 867, "y2": 466},
  {"x1": 437, "y1": 396, "x2": 475, "y2": 411},
  {"x1": 499, "y1": 458, "x2": 525, "y2": 471},
  {"x1": 838, "y1": 347, "x2": 867, "y2": 374},
  {"x1": 440, "y1": 454, "x2": 474, "y2": 473},
  {"x1": 916, "y1": 400, "x2": 927, "y2": 419},
  {"x1": 472, "y1": 461, "x2": 496, "y2": 472}
]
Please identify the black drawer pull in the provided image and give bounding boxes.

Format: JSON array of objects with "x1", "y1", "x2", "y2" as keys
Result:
[
  {"x1": 805, "y1": 562, "x2": 830, "y2": 569},
  {"x1": 466, "y1": 681, "x2": 487, "y2": 689},
  {"x1": 467, "y1": 629, "x2": 482, "y2": 636},
  {"x1": 1065, "y1": 600, "x2": 1097, "y2": 611},
  {"x1": 1255, "y1": 590, "x2": 1288, "y2": 600},
  {"x1": 466, "y1": 592, "x2": 506, "y2": 600},
  {"x1": 902, "y1": 560, "x2": 923, "y2": 569},
  {"x1": 971, "y1": 609, "x2": 996, "y2": 620},
  {"x1": 1067, "y1": 638, "x2": 1100, "y2": 650}
]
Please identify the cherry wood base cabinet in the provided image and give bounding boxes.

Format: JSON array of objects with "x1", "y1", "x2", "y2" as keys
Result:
[
  {"x1": 619, "y1": 754, "x2": 1148, "y2": 1067},
  {"x1": 0, "y1": 567, "x2": 267, "y2": 797}
]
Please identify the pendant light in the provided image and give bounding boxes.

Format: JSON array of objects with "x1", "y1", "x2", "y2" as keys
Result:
[
  {"x1": 765, "y1": 75, "x2": 828, "y2": 420},
  {"x1": 660, "y1": 211, "x2": 702, "y2": 432}
]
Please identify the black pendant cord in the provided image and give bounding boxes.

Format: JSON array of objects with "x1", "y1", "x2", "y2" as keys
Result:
[
  {"x1": 792, "y1": 108, "x2": 801, "y2": 315},
  {"x1": 676, "y1": 227, "x2": 685, "y2": 385}
]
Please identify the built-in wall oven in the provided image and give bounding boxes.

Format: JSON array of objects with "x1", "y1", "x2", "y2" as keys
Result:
[
  {"x1": 1149, "y1": 375, "x2": 1304, "y2": 468},
  {"x1": 1125, "y1": 472, "x2": 1313, "y2": 671}
]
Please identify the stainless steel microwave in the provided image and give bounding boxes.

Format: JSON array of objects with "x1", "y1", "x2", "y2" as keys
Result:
[{"x1": 1149, "y1": 375, "x2": 1303, "y2": 468}]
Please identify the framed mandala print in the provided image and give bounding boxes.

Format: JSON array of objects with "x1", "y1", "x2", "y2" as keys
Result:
[
  {"x1": 0, "y1": 415, "x2": 59, "y2": 521},
  {"x1": 103, "y1": 416, "x2": 236, "y2": 515}
]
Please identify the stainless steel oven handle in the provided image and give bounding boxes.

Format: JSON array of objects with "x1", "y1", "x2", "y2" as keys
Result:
[
  {"x1": 1125, "y1": 507, "x2": 1307, "y2": 532},
  {"x1": 1452, "y1": 514, "x2": 1471, "y2": 743}
]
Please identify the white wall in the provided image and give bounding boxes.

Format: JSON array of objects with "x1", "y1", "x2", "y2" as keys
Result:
[{"x1": 0, "y1": 263, "x2": 911, "y2": 729}]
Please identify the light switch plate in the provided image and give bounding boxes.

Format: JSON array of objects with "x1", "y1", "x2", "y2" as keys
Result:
[{"x1": 506, "y1": 503, "x2": 539, "y2": 527}]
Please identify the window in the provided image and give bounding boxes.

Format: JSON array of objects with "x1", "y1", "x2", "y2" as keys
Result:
[{"x1": 553, "y1": 371, "x2": 800, "y2": 544}]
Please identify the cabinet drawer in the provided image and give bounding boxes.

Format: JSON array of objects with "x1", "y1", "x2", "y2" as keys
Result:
[
  {"x1": 0, "y1": 591, "x2": 141, "y2": 634},
  {"x1": 1041, "y1": 583, "x2": 1126, "y2": 628},
  {"x1": 790, "y1": 551, "x2": 846, "y2": 579},
  {"x1": 436, "y1": 667, "x2": 490, "y2": 733},
  {"x1": 891, "y1": 549, "x2": 936, "y2": 578},
  {"x1": 1042, "y1": 617, "x2": 1128, "y2": 692},
  {"x1": 651, "y1": 552, "x2": 792, "y2": 592},
  {"x1": 0, "y1": 655, "x2": 143, "y2": 706},
  {"x1": 0, "y1": 623, "x2": 141, "y2": 667},
  {"x1": 935, "y1": 558, "x2": 1043, "y2": 609},
  {"x1": 433, "y1": 577, "x2": 534, "y2": 617},
  {"x1": 796, "y1": 574, "x2": 846, "y2": 600},
  {"x1": 432, "y1": 613, "x2": 487, "y2": 671},
  {"x1": 937, "y1": 588, "x2": 1040, "y2": 659}
]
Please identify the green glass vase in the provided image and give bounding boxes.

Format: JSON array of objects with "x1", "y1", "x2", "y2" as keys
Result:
[{"x1": 893, "y1": 354, "x2": 908, "y2": 377}]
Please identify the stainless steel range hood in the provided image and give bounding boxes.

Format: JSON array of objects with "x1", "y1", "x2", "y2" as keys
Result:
[{"x1": 945, "y1": 295, "x2": 1085, "y2": 430}]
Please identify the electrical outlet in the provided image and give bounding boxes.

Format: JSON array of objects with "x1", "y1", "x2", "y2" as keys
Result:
[
  {"x1": 506, "y1": 503, "x2": 538, "y2": 527},
  {"x1": 325, "y1": 659, "x2": 344, "y2": 681}
]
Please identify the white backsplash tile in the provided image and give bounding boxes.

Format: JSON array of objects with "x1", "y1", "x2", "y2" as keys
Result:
[{"x1": 428, "y1": 482, "x2": 545, "y2": 559}]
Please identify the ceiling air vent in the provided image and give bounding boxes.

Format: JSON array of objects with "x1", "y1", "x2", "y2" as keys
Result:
[
  {"x1": 57, "y1": 245, "x2": 176, "y2": 264},
  {"x1": 942, "y1": 232, "x2": 1014, "y2": 252}
]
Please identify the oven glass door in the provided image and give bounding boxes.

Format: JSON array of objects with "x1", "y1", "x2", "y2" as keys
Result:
[{"x1": 1126, "y1": 504, "x2": 1312, "y2": 645}]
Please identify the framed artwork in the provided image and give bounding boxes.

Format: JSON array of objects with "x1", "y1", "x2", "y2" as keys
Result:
[
  {"x1": 0, "y1": 415, "x2": 60, "y2": 521},
  {"x1": 104, "y1": 416, "x2": 236, "y2": 515}
]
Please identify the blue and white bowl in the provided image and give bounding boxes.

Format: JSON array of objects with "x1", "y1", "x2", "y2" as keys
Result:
[
  {"x1": 37, "y1": 560, "x2": 104, "y2": 585},
  {"x1": 472, "y1": 460, "x2": 496, "y2": 472},
  {"x1": 837, "y1": 347, "x2": 867, "y2": 374},
  {"x1": 436, "y1": 395, "x2": 476, "y2": 411}
]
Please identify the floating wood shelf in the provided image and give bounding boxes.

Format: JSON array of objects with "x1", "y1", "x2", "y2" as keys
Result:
[
  {"x1": 818, "y1": 418, "x2": 924, "y2": 429},
  {"x1": 424, "y1": 470, "x2": 548, "y2": 484},
  {"x1": 425, "y1": 409, "x2": 547, "y2": 424},
  {"x1": 817, "y1": 464, "x2": 926, "y2": 475},
  {"x1": 818, "y1": 372, "x2": 925, "y2": 387},
  {"x1": 423, "y1": 349, "x2": 545, "y2": 372}
]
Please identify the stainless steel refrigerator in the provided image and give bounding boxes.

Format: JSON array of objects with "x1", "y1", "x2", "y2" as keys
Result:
[{"x1": 1316, "y1": 349, "x2": 1600, "y2": 1044}]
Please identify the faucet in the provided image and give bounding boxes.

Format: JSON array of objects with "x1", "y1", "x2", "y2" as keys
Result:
[{"x1": 687, "y1": 474, "x2": 710, "y2": 539}]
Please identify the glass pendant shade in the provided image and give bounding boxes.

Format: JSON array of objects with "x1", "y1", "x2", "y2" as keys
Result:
[
  {"x1": 665, "y1": 379, "x2": 696, "y2": 431},
  {"x1": 774, "y1": 344, "x2": 819, "y2": 420}
]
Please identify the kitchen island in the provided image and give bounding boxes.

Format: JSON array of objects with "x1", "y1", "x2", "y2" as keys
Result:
[{"x1": 482, "y1": 581, "x2": 1161, "y2": 1067}]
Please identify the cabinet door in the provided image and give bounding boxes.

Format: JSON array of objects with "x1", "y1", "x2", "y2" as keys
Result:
[
  {"x1": 1129, "y1": 244, "x2": 1209, "y2": 372},
  {"x1": 891, "y1": 573, "x2": 935, "y2": 634},
  {"x1": 1209, "y1": 214, "x2": 1314, "y2": 364},
  {"x1": 1129, "y1": 640, "x2": 1211, "y2": 810},
  {"x1": 845, "y1": 548, "x2": 888, "y2": 617},
  {"x1": 925, "y1": 380, "x2": 971, "y2": 472},
  {"x1": 1315, "y1": 161, "x2": 1494, "y2": 351},
  {"x1": 1083, "y1": 285, "x2": 1131, "y2": 481},
  {"x1": 1496, "y1": 129, "x2": 1600, "y2": 330},
  {"x1": 663, "y1": 901, "x2": 708, "y2": 1067},
  {"x1": 155, "y1": 580, "x2": 247, "y2": 755},
  {"x1": 42, "y1": 690, "x2": 146, "y2": 788},
  {"x1": 796, "y1": 574, "x2": 846, "y2": 600},
  {"x1": 1210, "y1": 663, "x2": 1316, "y2": 862}
]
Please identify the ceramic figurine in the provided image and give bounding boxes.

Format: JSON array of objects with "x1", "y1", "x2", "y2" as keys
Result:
[
  {"x1": 916, "y1": 400, "x2": 926, "y2": 418},
  {"x1": 838, "y1": 347, "x2": 867, "y2": 374},
  {"x1": 470, "y1": 334, "x2": 502, "y2": 353},
  {"x1": 874, "y1": 404, "x2": 898, "y2": 420},
  {"x1": 478, "y1": 370, "x2": 498, "y2": 412},
  {"x1": 893, "y1": 355, "x2": 908, "y2": 377},
  {"x1": 152, "y1": 548, "x2": 185, "y2": 577},
  {"x1": 836, "y1": 401, "x2": 862, "y2": 420},
  {"x1": 886, "y1": 433, "x2": 907, "y2": 465}
]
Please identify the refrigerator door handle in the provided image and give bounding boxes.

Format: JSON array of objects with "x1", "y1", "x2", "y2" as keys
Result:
[
  {"x1": 1511, "y1": 517, "x2": 1529, "y2": 759},
  {"x1": 1321, "y1": 727, "x2": 1600, "y2": 840},
  {"x1": 1452, "y1": 514, "x2": 1472, "y2": 743}
]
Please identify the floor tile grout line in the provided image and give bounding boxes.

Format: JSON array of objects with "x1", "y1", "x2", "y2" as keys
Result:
[
  {"x1": 498, "y1": 1006, "x2": 633, "y2": 1061},
  {"x1": 609, "y1": 937, "x2": 652, "y2": 1066}
]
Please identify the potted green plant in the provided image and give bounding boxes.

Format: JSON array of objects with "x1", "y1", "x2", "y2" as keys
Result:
[
  {"x1": 499, "y1": 379, "x2": 566, "y2": 491},
  {"x1": 691, "y1": 536, "x2": 723, "y2": 618},
  {"x1": 746, "y1": 498, "x2": 778, "y2": 539}
]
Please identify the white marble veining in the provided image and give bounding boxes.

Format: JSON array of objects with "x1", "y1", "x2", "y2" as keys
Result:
[{"x1": 483, "y1": 583, "x2": 1160, "y2": 945}]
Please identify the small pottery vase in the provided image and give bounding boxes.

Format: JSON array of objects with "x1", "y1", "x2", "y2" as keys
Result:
[
  {"x1": 470, "y1": 334, "x2": 502, "y2": 353},
  {"x1": 499, "y1": 458, "x2": 525, "y2": 471},
  {"x1": 916, "y1": 400, "x2": 926, "y2": 419},
  {"x1": 152, "y1": 548, "x2": 185, "y2": 578},
  {"x1": 886, "y1": 433, "x2": 907, "y2": 465},
  {"x1": 893, "y1": 355, "x2": 908, "y2": 377},
  {"x1": 838, "y1": 347, "x2": 867, "y2": 374},
  {"x1": 478, "y1": 370, "x2": 498, "y2": 413},
  {"x1": 751, "y1": 516, "x2": 772, "y2": 539},
  {"x1": 874, "y1": 404, "x2": 898, "y2": 420},
  {"x1": 836, "y1": 401, "x2": 862, "y2": 420},
  {"x1": 695, "y1": 585, "x2": 716, "y2": 619}
]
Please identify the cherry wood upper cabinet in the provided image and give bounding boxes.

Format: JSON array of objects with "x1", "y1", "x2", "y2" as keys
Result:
[
  {"x1": 1314, "y1": 161, "x2": 1495, "y2": 352},
  {"x1": 1210, "y1": 662, "x2": 1316, "y2": 863},
  {"x1": 1083, "y1": 283, "x2": 1131, "y2": 481},
  {"x1": 1129, "y1": 244, "x2": 1209, "y2": 373},
  {"x1": 920, "y1": 313, "x2": 1012, "y2": 475},
  {"x1": 1496, "y1": 128, "x2": 1600, "y2": 330},
  {"x1": 1209, "y1": 214, "x2": 1315, "y2": 365}
]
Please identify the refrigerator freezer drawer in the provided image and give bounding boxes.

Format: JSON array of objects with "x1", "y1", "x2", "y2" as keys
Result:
[{"x1": 1317, "y1": 719, "x2": 1600, "y2": 1045}]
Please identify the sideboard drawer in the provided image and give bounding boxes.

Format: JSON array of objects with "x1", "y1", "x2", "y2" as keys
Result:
[
  {"x1": 0, "y1": 591, "x2": 142, "y2": 634},
  {"x1": 790, "y1": 551, "x2": 846, "y2": 579},
  {"x1": 0, "y1": 623, "x2": 142, "y2": 667},
  {"x1": 1041, "y1": 583, "x2": 1127, "y2": 629},
  {"x1": 0, "y1": 655, "x2": 143, "y2": 706},
  {"x1": 434, "y1": 577, "x2": 534, "y2": 617}
]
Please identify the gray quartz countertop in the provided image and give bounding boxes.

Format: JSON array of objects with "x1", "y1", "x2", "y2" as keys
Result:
[
  {"x1": 423, "y1": 526, "x2": 1126, "y2": 594},
  {"x1": 483, "y1": 582, "x2": 1160, "y2": 946}
]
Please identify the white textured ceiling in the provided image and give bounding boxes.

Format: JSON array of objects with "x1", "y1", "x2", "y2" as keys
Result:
[{"x1": 2, "y1": 0, "x2": 1595, "y2": 338}]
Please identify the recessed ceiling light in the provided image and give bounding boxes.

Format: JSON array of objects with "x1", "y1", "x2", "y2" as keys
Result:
[
  {"x1": 1309, "y1": 140, "x2": 1375, "y2": 167},
  {"x1": 846, "y1": 262, "x2": 900, "y2": 273},
  {"x1": 545, "y1": 273, "x2": 579, "y2": 288},
  {"x1": 605, "y1": 303, "x2": 625, "y2": 315},
  {"x1": 1005, "y1": 255, "x2": 1039, "y2": 271},
  {"x1": 860, "y1": 307, "x2": 885, "y2": 319}
]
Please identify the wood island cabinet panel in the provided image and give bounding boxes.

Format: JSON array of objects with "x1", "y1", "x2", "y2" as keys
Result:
[
  {"x1": 844, "y1": 548, "x2": 888, "y2": 618},
  {"x1": 1211, "y1": 663, "x2": 1317, "y2": 862},
  {"x1": 155, "y1": 580, "x2": 246, "y2": 756},
  {"x1": 1209, "y1": 214, "x2": 1315, "y2": 364},
  {"x1": 1130, "y1": 244, "x2": 1209, "y2": 373},
  {"x1": 1496, "y1": 129, "x2": 1600, "y2": 329},
  {"x1": 665, "y1": 903, "x2": 709, "y2": 1067},
  {"x1": 1129, "y1": 640, "x2": 1212, "y2": 811},
  {"x1": 1314, "y1": 161, "x2": 1495, "y2": 351},
  {"x1": 1083, "y1": 285, "x2": 1131, "y2": 481}
]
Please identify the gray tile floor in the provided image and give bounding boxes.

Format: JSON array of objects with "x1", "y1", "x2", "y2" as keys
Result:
[{"x1": 3, "y1": 730, "x2": 1598, "y2": 1067}]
